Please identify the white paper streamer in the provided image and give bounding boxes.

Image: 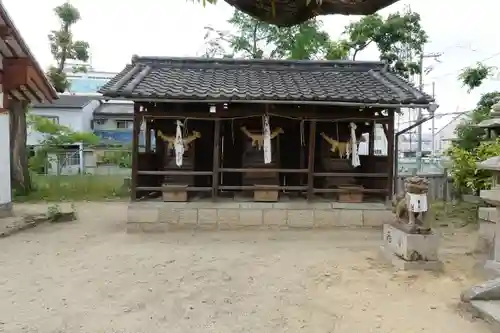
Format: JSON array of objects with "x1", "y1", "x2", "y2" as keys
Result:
[
  {"x1": 174, "y1": 120, "x2": 184, "y2": 167},
  {"x1": 350, "y1": 122, "x2": 360, "y2": 168},
  {"x1": 263, "y1": 115, "x2": 272, "y2": 164}
]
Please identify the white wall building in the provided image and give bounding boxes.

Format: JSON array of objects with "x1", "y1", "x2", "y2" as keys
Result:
[
  {"x1": 29, "y1": 95, "x2": 100, "y2": 174},
  {"x1": 433, "y1": 113, "x2": 466, "y2": 155}
]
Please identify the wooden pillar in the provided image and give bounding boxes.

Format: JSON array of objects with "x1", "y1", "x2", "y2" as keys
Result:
[
  {"x1": 131, "y1": 103, "x2": 141, "y2": 201},
  {"x1": 386, "y1": 109, "x2": 395, "y2": 202},
  {"x1": 307, "y1": 120, "x2": 317, "y2": 201},
  {"x1": 368, "y1": 121, "x2": 375, "y2": 155},
  {"x1": 145, "y1": 119, "x2": 152, "y2": 152},
  {"x1": 212, "y1": 118, "x2": 221, "y2": 200}
]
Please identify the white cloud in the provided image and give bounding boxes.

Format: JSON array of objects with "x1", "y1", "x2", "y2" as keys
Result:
[{"x1": 5, "y1": 0, "x2": 500, "y2": 130}]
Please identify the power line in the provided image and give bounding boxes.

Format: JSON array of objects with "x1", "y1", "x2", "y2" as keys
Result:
[{"x1": 428, "y1": 51, "x2": 500, "y2": 81}]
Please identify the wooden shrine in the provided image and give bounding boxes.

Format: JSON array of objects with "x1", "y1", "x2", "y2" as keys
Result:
[
  {"x1": 97, "y1": 56, "x2": 436, "y2": 204},
  {"x1": 318, "y1": 124, "x2": 364, "y2": 202},
  {"x1": 240, "y1": 125, "x2": 284, "y2": 201},
  {"x1": 157, "y1": 129, "x2": 201, "y2": 201}
]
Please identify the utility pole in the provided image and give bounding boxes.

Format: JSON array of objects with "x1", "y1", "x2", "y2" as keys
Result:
[
  {"x1": 416, "y1": 52, "x2": 442, "y2": 171},
  {"x1": 430, "y1": 82, "x2": 436, "y2": 156}
]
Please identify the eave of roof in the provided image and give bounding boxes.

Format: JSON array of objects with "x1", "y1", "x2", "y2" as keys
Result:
[
  {"x1": 0, "y1": 3, "x2": 58, "y2": 101},
  {"x1": 99, "y1": 56, "x2": 435, "y2": 108}
]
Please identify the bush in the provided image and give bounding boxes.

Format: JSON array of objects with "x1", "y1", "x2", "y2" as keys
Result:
[
  {"x1": 447, "y1": 138, "x2": 500, "y2": 195},
  {"x1": 14, "y1": 175, "x2": 129, "y2": 202}
]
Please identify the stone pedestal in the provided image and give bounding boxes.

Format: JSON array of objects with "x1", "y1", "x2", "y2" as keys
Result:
[{"x1": 380, "y1": 223, "x2": 442, "y2": 271}]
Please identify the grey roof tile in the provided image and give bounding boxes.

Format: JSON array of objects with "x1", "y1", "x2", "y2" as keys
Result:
[
  {"x1": 99, "y1": 57, "x2": 433, "y2": 105},
  {"x1": 32, "y1": 94, "x2": 95, "y2": 109},
  {"x1": 93, "y1": 102, "x2": 133, "y2": 115}
]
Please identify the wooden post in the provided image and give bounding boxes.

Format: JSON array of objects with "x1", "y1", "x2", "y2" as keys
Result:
[
  {"x1": 212, "y1": 118, "x2": 221, "y2": 200},
  {"x1": 307, "y1": 120, "x2": 317, "y2": 201},
  {"x1": 386, "y1": 109, "x2": 395, "y2": 202},
  {"x1": 145, "y1": 119, "x2": 151, "y2": 152},
  {"x1": 131, "y1": 102, "x2": 141, "y2": 201},
  {"x1": 369, "y1": 120, "x2": 375, "y2": 155}
]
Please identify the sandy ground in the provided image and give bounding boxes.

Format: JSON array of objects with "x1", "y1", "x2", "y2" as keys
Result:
[{"x1": 0, "y1": 202, "x2": 492, "y2": 333}]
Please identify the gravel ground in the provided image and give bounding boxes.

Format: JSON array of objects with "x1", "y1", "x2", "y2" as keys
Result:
[{"x1": 0, "y1": 202, "x2": 491, "y2": 333}]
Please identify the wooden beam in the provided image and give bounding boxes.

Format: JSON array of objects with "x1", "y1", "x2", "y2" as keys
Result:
[
  {"x1": 0, "y1": 25, "x2": 13, "y2": 39},
  {"x1": 369, "y1": 121, "x2": 375, "y2": 155},
  {"x1": 3, "y1": 58, "x2": 28, "y2": 90},
  {"x1": 307, "y1": 120, "x2": 317, "y2": 201},
  {"x1": 131, "y1": 103, "x2": 141, "y2": 201},
  {"x1": 212, "y1": 119, "x2": 221, "y2": 200},
  {"x1": 386, "y1": 109, "x2": 395, "y2": 202}
]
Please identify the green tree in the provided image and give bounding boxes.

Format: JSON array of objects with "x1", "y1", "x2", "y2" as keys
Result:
[
  {"x1": 204, "y1": 10, "x2": 330, "y2": 60},
  {"x1": 338, "y1": 8, "x2": 427, "y2": 78},
  {"x1": 28, "y1": 115, "x2": 99, "y2": 175},
  {"x1": 453, "y1": 92, "x2": 500, "y2": 151},
  {"x1": 459, "y1": 63, "x2": 495, "y2": 92},
  {"x1": 203, "y1": 8, "x2": 427, "y2": 78},
  {"x1": 47, "y1": 2, "x2": 90, "y2": 92}
]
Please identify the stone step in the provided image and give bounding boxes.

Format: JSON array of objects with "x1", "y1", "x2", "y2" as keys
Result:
[{"x1": 470, "y1": 300, "x2": 500, "y2": 331}]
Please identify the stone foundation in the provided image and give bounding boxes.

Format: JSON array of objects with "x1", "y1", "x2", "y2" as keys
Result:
[
  {"x1": 477, "y1": 207, "x2": 497, "y2": 256},
  {"x1": 380, "y1": 223, "x2": 442, "y2": 271},
  {"x1": 0, "y1": 202, "x2": 13, "y2": 218},
  {"x1": 126, "y1": 201, "x2": 392, "y2": 232}
]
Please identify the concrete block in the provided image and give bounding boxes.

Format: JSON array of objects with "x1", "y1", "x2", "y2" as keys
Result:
[
  {"x1": 287, "y1": 210, "x2": 314, "y2": 228},
  {"x1": 127, "y1": 204, "x2": 159, "y2": 223},
  {"x1": 466, "y1": 300, "x2": 500, "y2": 331},
  {"x1": 273, "y1": 202, "x2": 331, "y2": 209},
  {"x1": 383, "y1": 224, "x2": 439, "y2": 261},
  {"x1": 217, "y1": 209, "x2": 240, "y2": 227},
  {"x1": 198, "y1": 209, "x2": 217, "y2": 227},
  {"x1": 126, "y1": 222, "x2": 167, "y2": 233},
  {"x1": 239, "y1": 203, "x2": 274, "y2": 209},
  {"x1": 313, "y1": 210, "x2": 338, "y2": 228},
  {"x1": 379, "y1": 245, "x2": 443, "y2": 271},
  {"x1": 479, "y1": 207, "x2": 494, "y2": 221},
  {"x1": 178, "y1": 209, "x2": 198, "y2": 226},
  {"x1": 187, "y1": 202, "x2": 239, "y2": 209},
  {"x1": 363, "y1": 210, "x2": 391, "y2": 227},
  {"x1": 337, "y1": 210, "x2": 363, "y2": 227},
  {"x1": 263, "y1": 209, "x2": 287, "y2": 226},
  {"x1": 239, "y1": 210, "x2": 263, "y2": 226},
  {"x1": 158, "y1": 207, "x2": 180, "y2": 224},
  {"x1": 461, "y1": 278, "x2": 500, "y2": 301}
]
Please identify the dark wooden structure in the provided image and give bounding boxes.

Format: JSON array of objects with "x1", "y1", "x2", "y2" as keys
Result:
[
  {"x1": 99, "y1": 57, "x2": 434, "y2": 203},
  {"x1": 224, "y1": 0, "x2": 399, "y2": 27}
]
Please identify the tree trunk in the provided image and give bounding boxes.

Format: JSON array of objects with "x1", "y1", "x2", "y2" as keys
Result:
[{"x1": 10, "y1": 100, "x2": 31, "y2": 195}]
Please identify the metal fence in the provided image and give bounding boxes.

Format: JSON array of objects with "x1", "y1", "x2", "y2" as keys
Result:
[{"x1": 395, "y1": 172, "x2": 453, "y2": 201}]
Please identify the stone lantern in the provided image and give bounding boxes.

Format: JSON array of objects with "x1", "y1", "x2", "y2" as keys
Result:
[
  {"x1": 460, "y1": 101, "x2": 500, "y2": 326},
  {"x1": 477, "y1": 101, "x2": 500, "y2": 274},
  {"x1": 477, "y1": 101, "x2": 500, "y2": 141}
]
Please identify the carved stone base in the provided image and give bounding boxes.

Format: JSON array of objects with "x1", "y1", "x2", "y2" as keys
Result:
[
  {"x1": 254, "y1": 185, "x2": 279, "y2": 202},
  {"x1": 379, "y1": 246, "x2": 443, "y2": 271},
  {"x1": 381, "y1": 223, "x2": 442, "y2": 270},
  {"x1": 162, "y1": 184, "x2": 188, "y2": 202}
]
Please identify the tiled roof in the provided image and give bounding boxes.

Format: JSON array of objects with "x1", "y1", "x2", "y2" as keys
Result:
[
  {"x1": 32, "y1": 94, "x2": 95, "y2": 109},
  {"x1": 99, "y1": 56, "x2": 434, "y2": 106},
  {"x1": 94, "y1": 101, "x2": 133, "y2": 115}
]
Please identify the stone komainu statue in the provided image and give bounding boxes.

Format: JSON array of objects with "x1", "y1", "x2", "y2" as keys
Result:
[{"x1": 393, "y1": 176, "x2": 431, "y2": 233}]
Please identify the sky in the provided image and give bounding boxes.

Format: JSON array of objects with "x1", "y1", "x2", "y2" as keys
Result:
[{"x1": 4, "y1": 0, "x2": 500, "y2": 133}]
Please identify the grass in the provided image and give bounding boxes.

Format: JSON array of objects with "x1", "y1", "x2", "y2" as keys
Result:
[
  {"x1": 431, "y1": 200, "x2": 479, "y2": 227},
  {"x1": 14, "y1": 175, "x2": 129, "y2": 202}
]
